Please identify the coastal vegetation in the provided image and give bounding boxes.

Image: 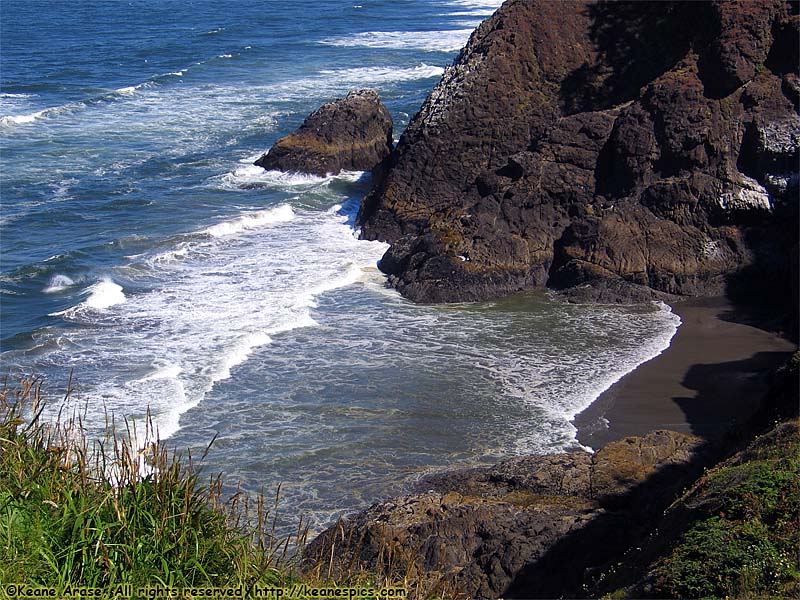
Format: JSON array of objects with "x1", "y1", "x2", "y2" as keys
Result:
[
  {"x1": 0, "y1": 377, "x2": 294, "y2": 589},
  {"x1": 652, "y1": 459, "x2": 799, "y2": 598},
  {"x1": 645, "y1": 355, "x2": 800, "y2": 599},
  {"x1": 0, "y1": 377, "x2": 429, "y2": 598}
]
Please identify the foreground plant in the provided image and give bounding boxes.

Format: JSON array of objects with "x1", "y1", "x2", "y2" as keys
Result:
[{"x1": 0, "y1": 376, "x2": 302, "y2": 589}]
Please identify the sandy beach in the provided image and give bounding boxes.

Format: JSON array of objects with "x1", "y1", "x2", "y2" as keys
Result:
[{"x1": 575, "y1": 297, "x2": 797, "y2": 449}]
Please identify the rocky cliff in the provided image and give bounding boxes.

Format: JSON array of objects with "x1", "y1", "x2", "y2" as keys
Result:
[
  {"x1": 255, "y1": 89, "x2": 393, "y2": 176},
  {"x1": 304, "y1": 430, "x2": 712, "y2": 598},
  {"x1": 358, "y1": 0, "x2": 799, "y2": 306}
]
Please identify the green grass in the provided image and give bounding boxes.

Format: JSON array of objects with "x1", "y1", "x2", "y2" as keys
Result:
[
  {"x1": 0, "y1": 377, "x2": 302, "y2": 590},
  {"x1": 649, "y1": 421, "x2": 800, "y2": 599}
]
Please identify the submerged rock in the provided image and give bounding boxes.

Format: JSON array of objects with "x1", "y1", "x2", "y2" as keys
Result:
[{"x1": 255, "y1": 89, "x2": 393, "y2": 176}]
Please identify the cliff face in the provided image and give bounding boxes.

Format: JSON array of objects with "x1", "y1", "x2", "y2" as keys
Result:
[{"x1": 358, "y1": 0, "x2": 799, "y2": 304}]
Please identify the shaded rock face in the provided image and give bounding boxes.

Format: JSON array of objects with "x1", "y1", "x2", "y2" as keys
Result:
[
  {"x1": 255, "y1": 89, "x2": 393, "y2": 176},
  {"x1": 304, "y1": 430, "x2": 708, "y2": 599},
  {"x1": 358, "y1": 0, "x2": 799, "y2": 304}
]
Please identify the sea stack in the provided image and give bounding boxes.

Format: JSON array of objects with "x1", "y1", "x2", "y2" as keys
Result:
[{"x1": 254, "y1": 89, "x2": 394, "y2": 176}]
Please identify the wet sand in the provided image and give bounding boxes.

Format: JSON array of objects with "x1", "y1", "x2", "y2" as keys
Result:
[{"x1": 575, "y1": 297, "x2": 797, "y2": 450}]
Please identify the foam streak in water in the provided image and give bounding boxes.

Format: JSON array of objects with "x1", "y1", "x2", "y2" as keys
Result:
[
  {"x1": 320, "y1": 30, "x2": 475, "y2": 52},
  {"x1": 202, "y1": 204, "x2": 295, "y2": 237},
  {"x1": 38, "y1": 190, "x2": 387, "y2": 445}
]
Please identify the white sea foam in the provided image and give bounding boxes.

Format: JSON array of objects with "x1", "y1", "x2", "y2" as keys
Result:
[
  {"x1": 257, "y1": 64, "x2": 448, "y2": 105},
  {"x1": 49, "y1": 278, "x2": 126, "y2": 318},
  {"x1": 140, "y1": 364, "x2": 182, "y2": 381},
  {"x1": 446, "y1": 10, "x2": 497, "y2": 16},
  {"x1": 43, "y1": 274, "x2": 75, "y2": 294},
  {"x1": 42, "y1": 191, "x2": 388, "y2": 442},
  {"x1": 1, "y1": 83, "x2": 153, "y2": 127},
  {"x1": 0, "y1": 71, "x2": 178, "y2": 130},
  {"x1": 203, "y1": 204, "x2": 295, "y2": 237},
  {"x1": 214, "y1": 165, "x2": 332, "y2": 190},
  {"x1": 0, "y1": 89, "x2": 129, "y2": 128},
  {"x1": 0, "y1": 109, "x2": 48, "y2": 126},
  {"x1": 320, "y1": 29, "x2": 475, "y2": 52},
  {"x1": 447, "y1": 0, "x2": 504, "y2": 9},
  {"x1": 318, "y1": 64, "x2": 444, "y2": 84},
  {"x1": 51, "y1": 178, "x2": 77, "y2": 201},
  {"x1": 84, "y1": 279, "x2": 127, "y2": 309},
  {"x1": 149, "y1": 245, "x2": 190, "y2": 265},
  {"x1": 209, "y1": 331, "x2": 272, "y2": 383},
  {"x1": 483, "y1": 301, "x2": 682, "y2": 454},
  {"x1": 556, "y1": 302, "x2": 681, "y2": 452},
  {"x1": 441, "y1": 0, "x2": 503, "y2": 20}
]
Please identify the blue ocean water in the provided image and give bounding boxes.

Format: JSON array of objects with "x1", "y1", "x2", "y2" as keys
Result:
[{"x1": 1, "y1": 0, "x2": 679, "y2": 532}]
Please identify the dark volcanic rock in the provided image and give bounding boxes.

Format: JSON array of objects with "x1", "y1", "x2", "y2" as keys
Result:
[
  {"x1": 358, "y1": 0, "x2": 799, "y2": 305},
  {"x1": 304, "y1": 431, "x2": 708, "y2": 599},
  {"x1": 255, "y1": 89, "x2": 393, "y2": 176}
]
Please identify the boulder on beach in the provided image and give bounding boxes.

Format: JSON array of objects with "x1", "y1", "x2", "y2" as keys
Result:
[{"x1": 254, "y1": 89, "x2": 394, "y2": 176}]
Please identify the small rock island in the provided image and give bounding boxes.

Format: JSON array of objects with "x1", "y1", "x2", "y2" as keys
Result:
[{"x1": 254, "y1": 89, "x2": 393, "y2": 176}]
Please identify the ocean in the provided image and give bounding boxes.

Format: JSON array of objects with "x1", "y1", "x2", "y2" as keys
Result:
[{"x1": 0, "y1": 0, "x2": 679, "y2": 533}]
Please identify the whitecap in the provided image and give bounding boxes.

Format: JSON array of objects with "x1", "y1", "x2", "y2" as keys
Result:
[
  {"x1": 319, "y1": 29, "x2": 475, "y2": 52},
  {"x1": 37, "y1": 193, "x2": 388, "y2": 444},
  {"x1": 213, "y1": 165, "x2": 332, "y2": 191},
  {"x1": 317, "y1": 64, "x2": 445, "y2": 84},
  {"x1": 447, "y1": 0, "x2": 504, "y2": 9},
  {"x1": 84, "y1": 278, "x2": 127, "y2": 309},
  {"x1": 43, "y1": 274, "x2": 76, "y2": 294},
  {"x1": 0, "y1": 110, "x2": 47, "y2": 126},
  {"x1": 148, "y1": 245, "x2": 190, "y2": 266},
  {"x1": 208, "y1": 331, "x2": 272, "y2": 383},
  {"x1": 202, "y1": 204, "x2": 295, "y2": 237},
  {"x1": 445, "y1": 10, "x2": 497, "y2": 16},
  {"x1": 140, "y1": 363, "x2": 182, "y2": 381},
  {"x1": 49, "y1": 278, "x2": 127, "y2": 318}
]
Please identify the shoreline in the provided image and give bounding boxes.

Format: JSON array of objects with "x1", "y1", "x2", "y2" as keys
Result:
[{"x1": 574, "y1": 296, "x2": 797, "y2": 450}]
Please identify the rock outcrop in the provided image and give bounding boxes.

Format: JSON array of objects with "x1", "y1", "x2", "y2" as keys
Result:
[
  {"x1": 304, "y1": 430, "x2": 710, "y2": 599},
  {"x1": 358, "y1": 0, "x2": 799, "y2": 304},
  {"x1": 255, "y1": 89, "x2": 393, "y2": 176}
]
